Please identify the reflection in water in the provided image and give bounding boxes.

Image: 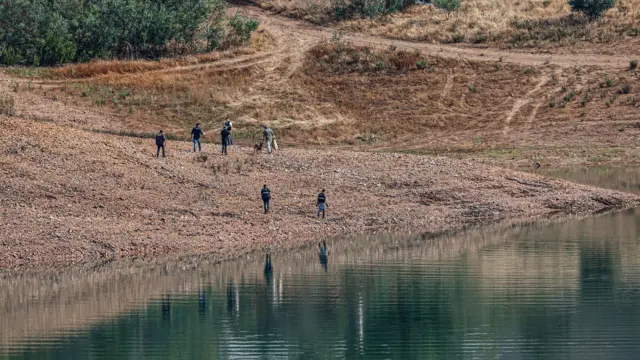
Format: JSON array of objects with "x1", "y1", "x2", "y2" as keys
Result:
[
  {"x1": 199, "y1": 288, "x2": 207, "y2": 317},
  {"x1": 264, "y1": 254, "x2": 273, "y2": 285},
  {"x1": 1, "y1": 209, "x2": 640, "y2": 359},
  {"x1": 319, "y1": 241, "x2": 329, "y2": 272},
  {"x1": 539, "y1": 167, "x2": 640, "y2": 194},
  {"x1": 161, "y1": 294, "x2": 171, "y2": 323}
]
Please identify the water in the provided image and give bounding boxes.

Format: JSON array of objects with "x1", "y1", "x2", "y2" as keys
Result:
[
  {"x1": 2, "y1": 169, "x2": 640, "y2": 359},
  {"x1": 540, "y1": 167, "x2": 640, "y2": 194}
]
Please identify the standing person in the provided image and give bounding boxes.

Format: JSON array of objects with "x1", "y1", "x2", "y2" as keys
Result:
[
  {"x1": 155, "y1": 130, "x2": 166, "y2": 158},
  {"x1": 263, "y1": 125, "x2": 275, "y2": 154},
  {"x1": 220, "y1": 126, "x2": 230, "y2": 156},
  {"x1": 224, "y1": 119, "x2": 233, "y2": 146},
  {"x1": 191, "y1": 123, "x2": 205, "y2": 152},
  {"x1": 261, "y1": 184, "x2": 271, "y2": 214},
  {"x1": 317, "y1": 189, "x2": 327, "y2": 218}
]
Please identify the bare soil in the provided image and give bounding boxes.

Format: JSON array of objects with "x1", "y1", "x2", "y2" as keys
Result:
[{"x1": 1, "y1": 114, "x2": 638, "y2": 269}]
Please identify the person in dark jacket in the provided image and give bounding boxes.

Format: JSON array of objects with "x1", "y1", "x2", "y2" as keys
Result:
[
  {"x1": 155, "y1": 130, "x2": 166, "y2": 158},
  {"x1": 220, "y1": 127, "x2": 230, "y2": 156},
  {"x1": 224, "y1": 119, "x2": 233, "y2": 146},
  {"x1": 317, "y1": 189, "x2": 327, "y2": 218},
  {"x1": 261, "y1": 185, "x2": 271, "y2": 214},
  {"x1": 191, "y1": 123, "x2": 205, "y2": 152}
]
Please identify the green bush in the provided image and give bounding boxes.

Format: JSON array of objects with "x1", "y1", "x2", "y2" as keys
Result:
[
  {"x1": 331, "y1": 0, "x2": 415, "y2": 19},
  {"x1": 434, "y1": 0, "x2": 461, "y2": 12},
  {"x1": 0, "y1": 0, "x2": 257, "y2": 65},
  {"x1": 229, "y1": 14, "x2": 261, "y2": 44},
  {"x1": 568, "y1": 0, "x2": 615, "y2": 19},
  {"x1": 630, "y1": 59, "x2": 638, "y2": 70}
]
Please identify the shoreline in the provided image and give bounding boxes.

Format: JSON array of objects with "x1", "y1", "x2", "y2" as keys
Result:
[
  {"x1": 2, "y1": 115, "x2": 639, "y2": 270},
  {"x1": 0, "y1": 208, "x2": 635, "y2": 348}
]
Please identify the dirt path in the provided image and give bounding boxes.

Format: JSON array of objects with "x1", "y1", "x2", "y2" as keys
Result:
[{"x1": 240, "y1": 5, "x2": 637, "y2": 70}]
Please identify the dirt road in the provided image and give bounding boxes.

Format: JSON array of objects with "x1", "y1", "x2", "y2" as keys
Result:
[{"x1": 239, "y1": 5, "x2": 638, "y2": 69}]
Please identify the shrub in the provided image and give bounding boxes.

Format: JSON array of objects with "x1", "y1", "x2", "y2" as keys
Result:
[
  {"x1": 568, "y1": 0, "x2": 616, "y2": 19},
  {"x1": 229, "y1": 14, "x2": 261, "y2": 45},
  {"x1": 451, "y1": 33, "x2": 465, "y2": 43},
  {"x1": 416, "y1": 59, "x2": 428, "y2": 69},
  {"x1": 564, "y1": 90, "x2": 577, "y2": 102},
  {"x1": 0, "y1": 94, "x2": 15, "y2": 116},
  {"x1": 331, "y1": 0, "x2": 415, "y2": 20},
  {"x1": 602, "y1": 77, "x2": 614, "y2": 87},
  {"x1": 0, "y1": 0, "x2": 256, "y2": 65},
  {"x1": 630, "y1": 60, "x2": 638, "y2": 70},
  {"x1": 434, "y1": 0, "x2": 461, "y2": 12}
]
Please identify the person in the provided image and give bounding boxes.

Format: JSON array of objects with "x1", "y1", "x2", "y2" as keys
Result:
[
  {"x1": 191, "y1": 123, "x2": 205, "y2": 152},
  {"x1": 224, "y1": 119, "x2": 233, "y2": 146},
  {"x1": 220, "y1": 126, "x2": 230, "y2": 156},
  {"x1": 263, "y1": 125, "x2": 276, "y2": 154},
  {"x1": 261, "y1": 184, "x2": 271, "y2": 214},
  {"x1": 155, "y1": 130, "x2": 166, "y2": 158},
  {"x1": 317, "y1": 189, "x2": 327, "y2": 218}
]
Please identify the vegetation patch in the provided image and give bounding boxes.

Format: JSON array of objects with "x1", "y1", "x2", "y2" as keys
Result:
[
  {"x1": 331, "y1": 0, "x2": 415, "y2": 20},
  {"x1": 0, "y1": 0, "x2": 260, "y2": 66},
  {"x1": 306, "y1": 41, "x2": 434, "y2": 74},
  {"x1": 0, "y1": 93, "x2": 15, "y2": 116},
  {"x1": 319, "y1": 0, "x2": 640, "y2": 49}
]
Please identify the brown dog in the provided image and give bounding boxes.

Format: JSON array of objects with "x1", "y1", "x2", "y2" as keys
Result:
[{"x1": 254, "y1": 142, "x2": 263, "y2": 154}]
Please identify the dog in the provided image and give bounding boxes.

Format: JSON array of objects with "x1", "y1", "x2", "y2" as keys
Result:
[{"x1": 254, "y1": 142, "x2": 263, "y2": 154}]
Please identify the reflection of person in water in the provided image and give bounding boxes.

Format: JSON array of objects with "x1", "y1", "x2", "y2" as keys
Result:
[
  {"x1": 264, "y1": 254, "x2": 273, "y2": 285},
  {"x1": 199, "y1": 288, "x2": 207, "y2": 316},
  {"x1": 319, "y1": 240, "x2": 329, "y2": 272},
  {"x1": 226, "y1": 281, "x2": 235, "y2": 313},
  {"x1": 162, "y1": 294, "x2": 171, "y2": 322}
]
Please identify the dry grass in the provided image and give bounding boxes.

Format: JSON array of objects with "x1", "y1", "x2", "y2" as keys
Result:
[
  {"x1": 260, "y1": 0, "x2": 333, "y2": 23},
  {"x1": 0, "y1": 93, "x2": 15, "y2": 116},
  {"x1": 308, "y1": 40, "x2": 431, "y2": 73},
  {"x1": 21, "y1": 37, "x2": 640, "y2": 149},
  {"x1": 260, "y1": 0, "x2": 640, "y2": 49},
  {"x1": 52, "y1": 29, "x2": 276, "y2": 79}
]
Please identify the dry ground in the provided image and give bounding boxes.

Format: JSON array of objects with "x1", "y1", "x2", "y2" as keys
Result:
[{"x1": 1, "y1": 115, "x2": 637, "y2": 270}]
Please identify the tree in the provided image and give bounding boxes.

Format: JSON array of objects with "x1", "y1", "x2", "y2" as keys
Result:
[
  {"x1": 0, "y1": 0, "x2": 259, "y2": 65},
  {"x1": 433, "y1": 0, "x2": 461, "y2": 12},
  {"x1": 568, "y1": 0, "x2": 615, "y2": 19}
]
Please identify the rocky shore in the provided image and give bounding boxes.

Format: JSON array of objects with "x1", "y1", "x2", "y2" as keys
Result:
[{"x1": 1, "y1": 116, "x2": 638, "y2": 269}]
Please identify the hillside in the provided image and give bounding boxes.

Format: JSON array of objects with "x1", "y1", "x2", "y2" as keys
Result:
[{"x1": 6, "y1": 6, "x2": 637, "y2": 167}]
